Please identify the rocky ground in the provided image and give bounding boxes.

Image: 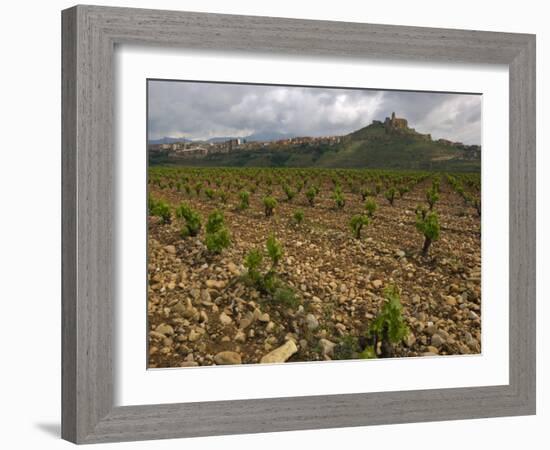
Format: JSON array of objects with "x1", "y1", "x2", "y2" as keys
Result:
[{"x1": 147, "y1": 173, "x2": 481, "y2": 368}]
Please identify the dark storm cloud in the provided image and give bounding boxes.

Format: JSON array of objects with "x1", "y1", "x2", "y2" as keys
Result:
[{"x1": 148, "y1": 80, "x2": 481, "y2": 145}]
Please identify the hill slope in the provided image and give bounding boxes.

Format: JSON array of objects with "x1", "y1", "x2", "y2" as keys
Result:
[{"x1": 150, "y1": 118, "x2": 481, "y2": 172}]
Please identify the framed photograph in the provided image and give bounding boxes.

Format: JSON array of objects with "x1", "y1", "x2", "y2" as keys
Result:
[{"x1": 62, "y1": 5, "x2": 536, "y2": 444}]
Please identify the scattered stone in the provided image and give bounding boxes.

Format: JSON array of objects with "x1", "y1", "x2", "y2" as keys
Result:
[
  {"x1": 319, "y1": 338, "x2": 336, "y2": 357},
  {"x1": 258, "y1": 312, "x2": 270, "y2": 322},
  {"x1": 227, "y1": 262, "x2": 240, "y2": 275},
  {"x1": 404, "y1": 333, "x2": 416, "y2": 347},
  {"x1": 235, "y1": 330, "x2": 246, "y2": 343},
  {"x1": 173, "y1": 299, "x2": 198, "y2": 320},
  {"x1": 180, "y1": 361, "x2": 199, "y2": 367},
  {"x1": 206, "y1": 279, "x2": 226, "y2": 289},
  {"x1": 214, "y1": 351, "x2": 242, "y2": 365},
  {"x1": 431, "y1": 334, "x2": 445, "y2": 348},
  {"x1": 426, "y1": 346, "x2": 440, "y2": 354},
  {"x1": 188, "y1": 328, "x2": 203, "y2": 342},
  {"x1": 155, "y1": 324, "x2": 174, "y2": 336},
  {"x1": 372, "y1": 280, "x2": 383, "y2": 289},
  {"x1": 163, "y1": 245, "x2": 176, "y2": 255},
  {"x1": 149, "y1": 331, "x2": 166, "y2": 340},
  {"x1": 239, "y1": 311, "x2": 255, "y2": 329},
  {"x1": 260, "y1": 340, "x2": 298, "y2": 364},
  {"x1": 424, "y1": 323, "x2": 437, "y2": 336},
  {"x1": 305, "y1": 313, "x2": 319, "y2": 330},
  {"x1": 219, "y1": 312, "x2": 233, "y2": 326},
  {"x1": 445, "y1": 296, "x2": 457, "y2": 306},
  {"x1": 201, "y1": 289, "x2": 211, "y2": 303}
]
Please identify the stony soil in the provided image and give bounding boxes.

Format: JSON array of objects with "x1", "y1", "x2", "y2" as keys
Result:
[{"x1": 147, "y1": 174, "x2": 481, "y2": 368}]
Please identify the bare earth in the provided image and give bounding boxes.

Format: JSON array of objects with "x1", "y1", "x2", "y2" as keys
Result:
[{"x1": 147, "y1": 172, "x2": 481, "y2": 368}]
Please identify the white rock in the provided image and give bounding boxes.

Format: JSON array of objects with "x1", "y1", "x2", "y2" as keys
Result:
[{"x1": 260, "y1": 340, "x2": 298, "y2": 364}]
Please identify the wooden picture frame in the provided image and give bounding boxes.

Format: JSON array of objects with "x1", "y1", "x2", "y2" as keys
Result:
[{"x1": 61, "y1": 5, "x2": 536, "y2": 444}]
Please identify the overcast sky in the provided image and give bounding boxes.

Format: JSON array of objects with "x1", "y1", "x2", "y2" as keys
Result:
[{"x1": 148, "y1": 80, "x2": 482, "y2": 145}]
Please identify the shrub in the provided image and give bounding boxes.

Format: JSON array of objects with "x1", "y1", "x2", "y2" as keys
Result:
[
  {"x1": 204, "y1": 188, "x2": 215, "y2": 200},
  {"x1": 375, "y1": 182, "x2": 382, "y2": 195},
  {"x1": 194, "y1": 182, "x2": 203, "y2": 196},
  {"x1": 332, "y1": 186, "x2": 345, "y2": 209},
  {"x1": 238, "y1": 190, "x2": 250, "y2": 210},
  {"x1": 368, "y1": 284, "x2": 409, "y2": 358},
  {"x1": 283, "y1": 184, "x2": 296, "y2": 201},
  {"x1": 398, "y1": 185, "x2": 410, "y2": 198},
  {"x1": 305, "y1": 186, "x2": 317, "y2": 206},
  {"x1": 426, "y1": 186, "x2": 439, "y2": 210},
  {"x1": 205, "y1": 210, "x2": 231, "y2": 253},
  {"x1": 273, "y1": 286, "x2": 298, "y2": 308},
  {"x1": 472, "y1": 198, "x2": 481, "y2": 217},
  {"x1": 333, "y1": 335, "x2": 358, "y2": 360},
  {"x1": 365, "y1": 198, "x2": 377, "y2": 218},
  {"x1": 263, "y1": 196, "x2": 277, "y2": 217},
  {"x1": 184, "y1": 184, "x2": 191, "y2": 195},
  {"x1": 415, "y1": 204, "x2": 428, "y2": 220},
  {"x1": 218, "y1": 190, "x2": 229, "y2": 205},
  {"x1": 293, "y1": 209, "x2": 304, "y2": 224},
  {"x1": 384, "y1": 187, "x2": 396, "y2": 206},
  {"x1": 175, "y1": 203, "x2": 201, "y2": 237},
  {"x1": 465, "y1": 193, "x2": 481, "y2": 217},
  {"x1": 149, "y1": 198, "x2": 171, "y2": 224},
  {"x1": 244, "y1": 248, "x2": 263, "y2": 284},
  {"x1": 360, "y1": 187, "x2": 373, "y2": 201},
  {"x1": 415, "y1": 210, "x2": 440, "y2": 256},
  {"x1": 242, "y1": 236, "x2": 297, "y2": 307},
  {"x1": 266, "y1": 233, "x2": 283, "y2": 268},
  {"x1": 350, "y1": 214, "x2": 370, "y2": 239}
]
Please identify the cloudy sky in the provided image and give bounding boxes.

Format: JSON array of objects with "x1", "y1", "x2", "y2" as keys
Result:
[{"x1": 148, "y1": 80, "x2": 481, "y2": 145}]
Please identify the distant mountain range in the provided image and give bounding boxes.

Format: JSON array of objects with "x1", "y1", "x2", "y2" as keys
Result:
[
  {"x1": 150, "y1": 114, "x2": 481, "y2": 172},
  {"x1": 149, "y1": 131, "x2": 294, "y2": 145}
]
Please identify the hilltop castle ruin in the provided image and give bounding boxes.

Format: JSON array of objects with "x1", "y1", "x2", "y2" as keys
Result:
[{"x1": 372, "y1": 112, "x2": 432, "y2": 141}]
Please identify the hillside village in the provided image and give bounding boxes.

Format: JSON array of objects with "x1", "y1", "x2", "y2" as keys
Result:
[{"x1": 148, "y1": 113, "x2": 481, "y2": 165}]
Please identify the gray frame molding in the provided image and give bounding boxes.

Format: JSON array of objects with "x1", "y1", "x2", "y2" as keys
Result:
[{"x1": 61, "y1": 5, "x2": 536, "y2": 444}]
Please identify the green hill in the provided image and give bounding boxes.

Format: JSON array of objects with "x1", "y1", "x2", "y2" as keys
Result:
[{"x1": 150, "y1": 115, "x2": 481, "y2": 172}]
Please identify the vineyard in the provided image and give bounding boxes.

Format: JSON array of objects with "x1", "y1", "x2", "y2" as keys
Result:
[{"x1": 147, "y1": 166, "x2": 481, "y2": 368}]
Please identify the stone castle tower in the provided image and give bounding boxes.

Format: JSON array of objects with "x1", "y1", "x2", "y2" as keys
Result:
[{"x1": 385, "y1": 112, "x2": 408, "y2": 130}]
